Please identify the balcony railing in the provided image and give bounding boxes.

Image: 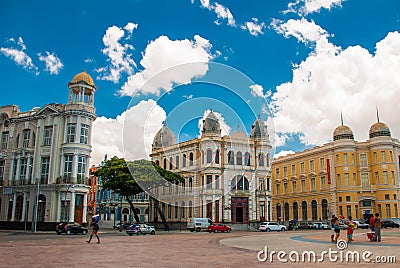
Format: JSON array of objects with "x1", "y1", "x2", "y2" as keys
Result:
[{"x1": 56, "y1": 175, "x2": 89, "y2": 185}]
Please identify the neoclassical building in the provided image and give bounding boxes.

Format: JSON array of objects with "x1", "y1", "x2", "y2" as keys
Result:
[
  {"x1": 272, "y1": 118, "x2": 400, "y2": 223},
  {"x1": 0, "y1": 70, "x2": 97, "y2": 229},
  {"x1": 149, "y1": 111, "x2": 272, "y2": 225}
]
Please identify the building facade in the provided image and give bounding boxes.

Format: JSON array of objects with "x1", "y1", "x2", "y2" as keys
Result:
[
  {"x1": 0, "y1": 70, "x2": 97, "y2": 228},
  {"x1": 149, "y1": 111, "x2": 272, "y2": 225},
  {"x1": 272, "y1": 120, "x2": 400, "y2": 223}
]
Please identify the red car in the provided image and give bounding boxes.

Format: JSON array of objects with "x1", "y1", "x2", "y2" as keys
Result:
[{"x1": 208, "y1": 223, "x2": 231, "y2": 233}]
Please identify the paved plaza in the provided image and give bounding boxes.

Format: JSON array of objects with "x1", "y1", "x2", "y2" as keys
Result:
[{"x1": 0, "y1": 228, "x2": 399, "y2": 267}]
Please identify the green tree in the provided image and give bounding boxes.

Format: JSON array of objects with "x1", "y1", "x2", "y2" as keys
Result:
[{"x1": 92, "y1": 156, "x2": 183, "y2": 228}]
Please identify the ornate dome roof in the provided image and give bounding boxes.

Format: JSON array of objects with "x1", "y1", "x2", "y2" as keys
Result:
[
  {"x1": 369, "y1": 122, "x2": 391, "y2": 138},
  {"x1": 333, "y1": 125, "x2": 354, "y2": 141},
  {"x1": 152, "y1": 122, "x2": 176, "y2": 149},
  {"x1": 250, "y1": 116, "x2": 268, "y2": 138},
  {"x1": 201, "y1": 110, "x2": 220, "y2": 136},
  {"x1": 71, "y1": 70, "x2": 95, "y2": 86}
]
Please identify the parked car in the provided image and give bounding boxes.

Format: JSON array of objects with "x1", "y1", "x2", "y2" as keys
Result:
[
  {"x1": 56, "y1": 222, "x2": 88, "y2": 235},
  {"x1": 312, "y1": 222, "x2": 330, "y2": 229},
  {"x1": 298, "y1": 222, "x2": 315, "y2": 229},
  {"x1": 187, "y1": 218, "x2": 213, "y2": 232},
  {"x1": 126, "y1": 224, "x2": 156, "y2": 236},
  {"x1": 259, "y1": 222, "x2": 286, "y2": 232},
  {"x1": 352, "y1": 220, "x2": 369, "y2": 229},
  {"x1": 113, "y1": 222, "x2": 133, "y2": 232},
  {"x1": 381, "y1": 220, "x2": 400, "y2": 228},
  {"x1": 208, "y1": 223, "x2": 231, "y2": 233}
]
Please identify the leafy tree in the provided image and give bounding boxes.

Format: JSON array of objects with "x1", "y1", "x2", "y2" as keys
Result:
[{"x1": 92, "y1": 156, "x2": 183, "y2": 228}]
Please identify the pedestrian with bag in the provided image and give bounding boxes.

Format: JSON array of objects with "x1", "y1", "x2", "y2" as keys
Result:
[{"x1": 87, "y1": 216, "x2": 101, "y2": 244}]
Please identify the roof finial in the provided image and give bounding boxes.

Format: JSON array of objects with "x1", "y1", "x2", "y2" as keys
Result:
[
  {"x1": 258, "y1": 114, "x2": 261, "y2": 119},
  {"x1": 340, "y1": 111, "x2": 344, "y2": 126},
  {"x1": 376, "y1": 106, "x2": 380, "y2": 123}
]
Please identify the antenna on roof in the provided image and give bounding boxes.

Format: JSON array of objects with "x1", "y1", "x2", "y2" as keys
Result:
[
  {"x1": 376, "y1": 106, "x2": 380, "y2": 123},
  {"x1": 340, "y1": 111, "x2": 344, "y2": 126}
]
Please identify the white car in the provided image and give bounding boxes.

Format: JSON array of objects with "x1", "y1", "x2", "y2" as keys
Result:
[
  {"x1": 259, "y1": 222, "x2": 286, "y2": 232},
  {"x1": 312, "y1": 222, "x2": 330, "y2": 229}
]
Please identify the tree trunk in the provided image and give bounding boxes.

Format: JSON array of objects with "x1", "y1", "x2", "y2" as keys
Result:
[
  {"x1": 126, "y1": 197, "x2": 140, "y2": 223},
  {"x1": 154, "y1": 199, "x2": 169, "y2": 231}
]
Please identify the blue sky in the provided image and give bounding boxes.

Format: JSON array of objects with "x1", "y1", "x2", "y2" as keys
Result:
[{"x1": 1, "y1": 0, "x2": 400, "y2": 165}]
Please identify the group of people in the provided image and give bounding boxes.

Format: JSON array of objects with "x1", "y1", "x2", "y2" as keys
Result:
[{"x1": 330, "y1": 213, "x2": 382, "y2": 243}]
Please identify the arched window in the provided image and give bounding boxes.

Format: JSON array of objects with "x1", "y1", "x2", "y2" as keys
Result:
[
  {"x1": 189, "y1": 152, "x2": 194, "y2": 166},
  {"x1": 276, "y1": 203, "x2": 282, "y2": 221},
  {"x1": 215, "y1": 149, "x2": 220, "y2": 164},
  {"x1": 311, "y1": 200, "x2": 318, "y2": 220},
  {"x1": 168, "y1": 203, "x2": 172, "y2": 218},
  {"x1": 258, "y1": 153, "x2": 264, "y2": 166},
  {"x1": 302, "y1": 201, "x2": 308, "y2": 221},
  {"x1": 206, "y1": 149, "x2": 213, "y2": 163},
  {"x1": 293, "y1": 202, "x2": 299, "y2": 220},
  {"x1": 322, "y1": 199, "x2": 328, "y2": 220},
  {"x1": 236, "y1": 152, "x2": 242, "y2": 165},
  {"x1": 244, "y1": 152, "x2": 250, "y2": 166},
  {"x1": 174, "y1": 201, "x2": 178, "y2": 218},
  {"x1": 163, "y1": 158, "x2": 167, "y2": 170},
  {"x1": 188, "y1": 177, "x2": 193, "y2": 190},
  {"x1": 284, "y1": 202, "x2": 290, "y2": 222},
  {"x1": 181, "y1": 201, "x2": 185, "y2": 219},
  {"x1": 15, "y1": 195, "x2": 23, "y2": 221},
  {"x1": 228, "y1": 151, "x2": 234, "y2": 165},
  {"x1": 169, "y1": 157, "x2": 173, "y2": 170},
  {"x1": 231, "y1": 175, "x2": 249, "y2": 191},
  {"x1": 176, "y1": 156, "x2": 179, "y2": 169},
  {"x1": 182, "y1": 154, "x2": 186, "y2": 168},
  {"x1": 266, "y1": 153, "x2": 270, "y2": 167},
  {"x1": 188, "y1": 201, "x2": 193, "y2": 218},
  {"x1": 155, "y1": 160, "x2": 160, "y2": 166}
]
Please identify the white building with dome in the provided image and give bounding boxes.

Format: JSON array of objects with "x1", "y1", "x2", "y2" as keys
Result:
[
  {"x1": 0, "y1": 71, "x2": 97, "y2": 230},
  {"x1": 149, "y1": 111, "x2": 272, "y2": 226}
]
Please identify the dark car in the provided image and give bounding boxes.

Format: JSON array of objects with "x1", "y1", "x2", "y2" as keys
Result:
[
  {"x1": 381, "y1": 220, "x2": 400, "y2": 228},
  {"x1": 298, "y1": 222, "x2": 315, "y2": 229},
  {"x1": 208, "y1": 223, "x2": 231, "y2": 233},
  {"x1": 56, "y1": 222, "x2": 88, "y2": 235},
  {"x1": 113, "y1": 222, "x2": 133, "y2": 232}
]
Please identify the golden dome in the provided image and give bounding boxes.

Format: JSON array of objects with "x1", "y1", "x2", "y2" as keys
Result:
[
  {"x1": 71, "y1": 70, "x2": 95, "y2": 86},
  {"x1": 369, "y1": 122, "x2": 391, "y2": 138},
  {"x1": 333, "y1": 125, "x2": 354, "y2": 141}
]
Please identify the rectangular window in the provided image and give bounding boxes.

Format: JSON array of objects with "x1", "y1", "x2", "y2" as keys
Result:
[
  {"x1": 375, "y1": 172, "x2": 379, "y2": 184},
  {"x1": 383, "y1": 171, "x2": 388, "y2": 185},
  {"x1": 346, "y1": 196, "x2": 351, "y2": 202},
  {"x1": 19, "y1": 158, "x2": 27, "y2": 181},
  {"x1": 389, "y1": 151, "x2": 393, "y2": 162},
  {"x1": 310, "y1": 160, "x2": 315, "y2": 172},
  {"x1": 392, "y1": 171, "x2": 395, "y2": 185},
  {"x1": 292, "y1": 181, "x2": 297, "y2": 193},
  {"x1": 385, "y1": 204, "x2": 391, "y2": 218},
  {"x1": 66, "y1": 123, "x2": 76, "y2": 143},
  {"x1": 311, "y1": 178, "x2": 316, "y2": 191},
  {"x1": 361, "y1": 173, "x2": 369, "y2": 186},
  {"x1": 80, "y1": 124, "x2": 89, "y2": 144},
  {"x1": 378, "y1": 204, "x2": 382, "y2": 216},
  {"x1": 275, "y1": 168, "x2": 280, "y2": 179},
  {"x1": 283, "y1": 166, "x2": 287, "y2": 177},
  {"x1": 360, "y1": 154, "x2": 367, "y2": 167},
  {"x1": 381, "y1": 151, "x2": 386, "y2": 163},
  {"x1": 206, "y1": 175, "x2": 212, "y2": 189},
  {"x1": 77, "y1": 156, "x2": 87, "y2": 179},
  {"x1": 385, "y1": 194, "x2": 390, "y2": 200},
  {"x1": 300, "y1": 162, "x2": 305, "y2": 173},
  {"x1": 259, "y1": 178, "x2": 265, "y2": 191},
  {"x1": 64, "y1": 155, "x2": 73, "y2": 177},
  {"x1": 1, "y1": 132, "x2": 9, "y2": 150},
  {"x1": 301, "y1": 179, "x2": 306, "y2": 192},
  {"x1": 344, "y1": 173, "x2": 349, "y2": 186},
  {"x1": 43, "y1": 126, "x2": 53, "y2": 146},
  {"x1": 339, "y1": 196, "x2": 342, "y2": 202},
  {"x1": 267, "y1": 178, "x2": 270, "y2": 191},
  {"x1": 337, "y1": 174, "x2": 341, "y2": 185},
  {"x1": 276, "y1": 184, "x2": 280, "y2": 195},
  {"x1": 215, "y1": 175, "x2": 219, "y2": 189},
  {"x1": 291, "y1": 164, "x2": 296, "y2": 175},
  {"x1": 22, "y1": 129, "x2": 30, "y2": 148},
  {"x1": 321, "y1": 176, "x2": 326, "y2": 189},
  {"x1": 284, "y1": 183, "x2": 288, "y2": 194},
  {"x1": 339, "y1": 206, "x2": 343, "y2": 216},
  {"x1": 351, "y1": 154, "x2": 354, "y2": 165},
  {"x1": 0, "y1": 160, "x2": 5, "y2": 182},
  {"x1": 352, "y1": 173, "x2": 357, "y2": 186},
  {"x1": 355, "y1": 205, "x2": 359, "y2": 219},
  {"x1": 373, "y1": 152, "x2": 377, "y2": 164},
  {"x1": 41, "y1": 157, "x2": 50, "y2": 183},
  {"x1": 346, "y1": 205, "x2": 352, "y2": 218},
  {"x1": 319, "y1": 158, "x2": 325, "y2": 169},
  {"x1": 344, "y1": 153, "x2": 348, "y2": 165},
  {"x1": 336, "y1": 154, "x2": 339, "y2": 165}
]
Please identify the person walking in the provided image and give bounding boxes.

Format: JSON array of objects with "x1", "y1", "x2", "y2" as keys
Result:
[
  {"x1": 369, "y1": 214, "x2": 375, "y2": 232},
  {"x1": 333, "y1": 216, "x2": 341, "y2": 243},
  {"x1": 330, "y1": 215, "x2": 336, "y2": 242},
  {"x1": 373, "y1": 213, "x2": 382, "y2": 242},
  {"x1": 346, "y1": 216, "x2": 356, "y2": 243},
  {"x1": 87, "y1": 219, "x2": 100, "y2": 244}
]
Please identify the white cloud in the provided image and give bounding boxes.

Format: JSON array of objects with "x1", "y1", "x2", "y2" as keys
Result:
[
  {"x1": 84, "y1": 58, "x2": 94, "y2": 63},
  {"x1": 0, "y1": 37, "x2": 38, "y2": 74},
  {"x1": 119, "y1": 35, "x2": 213, "y2": 96},
  {"x1": 98, "y1": 22, "x2": 138, "y2": 83},
  {"x1": 250, "y1": 84, "x2": 265, "y2": 98},
  {"x1": 284, "y1": 0, "x2": 344, "y2": 15},
  {"x1": 38, "y1": 51, "x2": 63, "y2": 74},
  {"x1": 196, "y1": 0, "x2": 236, "y2": 27},
  {"x1": 198, "y1": 109, "x2": 231, "y2": 137},
  {"x1": 271, "y1": 31, "x2": 400, "y2": 146},
  {"x1": 273, "y1": 150, "x2": 295, "y2": 159},
  {"x1": 91, "y1": 99, "x2": 166, "y2": 166},
  {"x1": 241, "y1": 18, "x2": 266, "y2": 36}
]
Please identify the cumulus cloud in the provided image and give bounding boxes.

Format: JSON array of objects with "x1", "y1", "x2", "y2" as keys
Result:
[
  {"x1": 250, "y1": 84, "x2": 265, "y2": 98},
  {"x1": 0, "y1": 37, "x2": 38, "y2": 74},
  {"x1": 197, "y1": 109, "x2": 231, "y2": 137},
  {"x1": 119, "y1": 35, "x2": 213, "y2": 96},
  {"x1": 91, "y1": 99, "x2": 166, "y2": 166},
  {"x1": 196, "y1": 0, "x2": 236, "y2": 26},
  {"x1": 284, "y1": 0, "x2": 344, "y2": 15},
  {"x1": 241, "y1": 18, "x2": 266, "y2": 36},
  {"x1": 38, "y1": 51, "x2": 63, "y2": 74},
  {"x1": 270, "y1": 31, "x2": 400, "y2": 146},
  {"x1": 274, "y1": 150, "x2": 295, "y2": 159},
  {"x1": 98, "y1": 22, "x2": 138, "y2": 83}
]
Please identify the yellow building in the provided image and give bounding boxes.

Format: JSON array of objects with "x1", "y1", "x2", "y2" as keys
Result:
[{"x1": 272, "y1": 120, "x2": 400, "y2": 223}]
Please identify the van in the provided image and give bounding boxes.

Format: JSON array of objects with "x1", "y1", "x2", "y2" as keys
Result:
[{"x1": 187, "y1": 218, "x2": 213, "y2": 232}]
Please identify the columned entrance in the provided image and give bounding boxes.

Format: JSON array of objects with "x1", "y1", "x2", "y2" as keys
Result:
[{"x1": 231, "y1": 197, "x2": 248, "y2": 224}]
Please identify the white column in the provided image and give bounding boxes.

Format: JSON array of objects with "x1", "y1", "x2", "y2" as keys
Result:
[
  {"x1": 69, "y1": 191, "x2": 76, "y2": 222},
  {"x1": 82, "y1": 192, "x2": 88, "y2": 223},
  {"x1": 11, "y1": 192, "x2": 17, "y2": 221},
  {"x1": 56, "y1": 191, "x2": 61, "y2": 222},
  {"x1": 15, "y1": 157, "x2": 21, "y2": 183},
  {"x1": 21, "y1": 192, "x2": 27, "y2": 222},
  {"x1": 25, "y1": 157, "x2": 31, "y2": 184},
  {"x1": 8, "y1": 158, "x2": 15, "y2": 185}
]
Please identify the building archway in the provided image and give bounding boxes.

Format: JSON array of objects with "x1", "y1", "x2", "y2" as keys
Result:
[
  {"x1": 322, "y1": 199, "x2": 328, "y2": 220},
  {"x1": 302, "y1": 201, "x2": 308, "y2": 220},
  {"x1": 293, "y1": 202, "x2": 298, "y2": 220},
  {"x1": 276, "y1": 203, "x2": 281, "y2": 222},
  {"x1": 122, "y1": 207, "x2": 130, "y2": 222},
  {"x1": 311, "y1": 200, "x2": 318, "y2": 220},
  {"x1": 38, "y1": 194, "x2": 46, "y2": 222},
  {"x1": 284, "y1": 202, "x2": 290, "y2": 223},
  {"x1": 15, "y1": 195, "x2": 23, "y2": 221}
]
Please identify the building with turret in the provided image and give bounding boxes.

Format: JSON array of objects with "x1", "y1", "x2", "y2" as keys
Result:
[
  {"x1": 0, "y1": 70, "x2": 97, "y2": 229},
  {"x1": 272, "y1": 116, "x2": 400, "y2": 224},
  {"x1": 149, "y1": 111, "x2": 272, "y2": 226}
]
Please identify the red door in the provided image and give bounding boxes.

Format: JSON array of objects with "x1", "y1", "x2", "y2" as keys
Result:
[{"x1": 231, "y1": 197, "x2": 248, "y2": 224}]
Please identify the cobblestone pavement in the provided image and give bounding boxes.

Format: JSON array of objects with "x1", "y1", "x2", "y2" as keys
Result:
[{"x1": 0, "y1": 228, "x2": 399, "y2": 268}]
